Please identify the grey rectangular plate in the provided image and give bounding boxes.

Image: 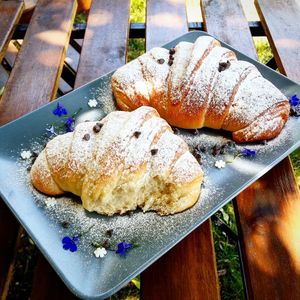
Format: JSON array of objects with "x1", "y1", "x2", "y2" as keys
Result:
[{"x1": 0, "y1": 31, "x2": 299, "y2": 299}]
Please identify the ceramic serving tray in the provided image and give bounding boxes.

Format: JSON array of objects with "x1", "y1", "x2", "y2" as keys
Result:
[{"x1": 0, "y1": 31, "x2": 299, "y2": 299}]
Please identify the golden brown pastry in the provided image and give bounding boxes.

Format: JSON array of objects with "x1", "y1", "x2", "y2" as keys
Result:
[
  {"x1": 31, "y1": 106, "x2": 203, "y2": 216},
  {"x1": 112, "y1": 36, "x2": 290, "y2": 143}
]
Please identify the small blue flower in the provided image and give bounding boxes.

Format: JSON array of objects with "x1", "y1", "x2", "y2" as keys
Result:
[
  {"x1": 62, "y1": 236, "x2": 80, "y2": 252},
  {"x1": 116, "y1": 240, "x2": 133, "y2": 257},
  {"x1": 240, "y1": 148, "x2": 256, "y2": 157},
  {"x1": 53, "y1": 102, "x2": 67, "y2": 117},
  {"x1": 64, "y1": 117, "x2": 75, "y2": 132},
  {"x1": 46, "y1": 125, "x2": 56, "y2": 135},
  {"x1": 289, "y1": 94, "x2": 300, "y2": 106}
]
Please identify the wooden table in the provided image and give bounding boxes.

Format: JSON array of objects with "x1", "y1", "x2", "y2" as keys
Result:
[{"x1": 0, "y1": 0, "x2": 299, "y2": 299}]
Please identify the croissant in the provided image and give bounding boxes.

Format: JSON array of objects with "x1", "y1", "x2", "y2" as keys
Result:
[
  {"x1": 30, "y1": 106, "x2": 203, "y2": 215},
  {"x1": 112, "y1": 36, "x2": 290, "y2": 143}
]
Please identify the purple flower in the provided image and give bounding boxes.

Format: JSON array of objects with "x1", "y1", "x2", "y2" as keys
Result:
[
  {"x1": 240, "y1": 148, "x2": 256, "y2": 157},
  {"x1": 53, "y1": 102, "x2": 67, "y2": 117},
  {"x1": 62, "y1": 235, "x2": 80, "y2": 252},
  {"x1": 116, "y1": 240, "x2": 133, "y2": 257},
  {"x1": 64, "y1": 117, "x2": 75, "y2": 132},
  {"x1": 289, "y1": 94, "x2": 300, "y2": 106},
  {"x1": 46, "y1": 125, "x2": 56, "y2": 135}
]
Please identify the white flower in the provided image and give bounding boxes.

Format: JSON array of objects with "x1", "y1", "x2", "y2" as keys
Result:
[
  {"x1": 94, "y1": 247, "x2": 107, "y2": 258},
  {"x1": 20, "y1": 150, "x2": 32, "y2": 160},
  {"x1": 215, "y1": 160, "x2": 226, "y2": 169},
  {"x1": 88, "y1": 99, "x2": 98, "y2": 108}
]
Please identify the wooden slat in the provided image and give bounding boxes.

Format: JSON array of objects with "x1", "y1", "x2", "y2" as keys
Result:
[
  {"x1": 30, "y1": 1, "x2": 131, "y2": 299},
  {"x1": 74, "y1": 0, "x2": 130, "y2": 88},
  {"x1": 201, "y1": 0, "x2": 300, "y2": 298},
  {"x1": 142, "y1": 1, "x2": 219, "y2": 299},
  {"x1": 146, "y1": 0, "x2": 187, "y2": 50},
  {"x1": 31, "y1": 256, "x2": 78, "y2": 300},
  {"x1": 0, "y1": 0, "x2": 77, "y2": 125},
  {"x1": 236, "y1": 159, "x2": 300, "y2": 299},
  {"x1": 201, "y1": 0, "x2": 258, "y2": 59},
  {"x1": 0, "y1": 1, "x2": 24, "y2": 63},
  {"x1": 0, "y1": 0, "x2": 76, "y2": 297},
  {"x1": 141, "y1": 221, "x2": 220, "y2": 300},
  {"x1": 255, "y1": 0, "x2": 300, "y2": 82}
]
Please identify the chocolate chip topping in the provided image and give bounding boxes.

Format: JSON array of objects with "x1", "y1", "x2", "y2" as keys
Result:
[
  {"x1": 83, "y1": 133, "x2": 90, "y2": 141},
  {"x1": 169, "y1": 55, "x2": 174, "y2": 61},
  {"x1": 151, "y1": 149, "x2": 158, "y2": 155},
  {"x1": 133, "y1": 131, "x2": 141, "y2": 138},
  {"x1": 157, "y1": 58, "x2": 165, "y2": 64},
  {"x1": 102, "y1": 239, "x2": 110, "y2": 249},
  {"x1": 218, "y1": 60, "x2": 231, "y2": 72},
  {"x1": 61, "y1": 221, "x2": 70, "y2": 228},
  {"x1": 105, "y1": 229, "x2": 113, "y2": 237},
  {"x1": 168, "y1": 60, "x2": 173, "y2": 66},
  {"x1": 169, "y1": 48, "x2": 175, "y2": 55},
  {"x1": 93, "y1": 123, "x2": 103, "y2": 133}
]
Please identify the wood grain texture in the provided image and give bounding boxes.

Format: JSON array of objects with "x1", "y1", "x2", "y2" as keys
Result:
[
  {"x1": 201, "y1": 1, "x2": 300, "y2": 298},
  {"x1": 141, "y1": 220, "x2": 219, "y2": 300},
  {"x1": 255, "y1": 0, "x2": 300, "y2": 82},
  {"x1": 0, "y1": 1, "x2": 24, "y2": 63},
  {"x1": 142, "y1": 2, "x2": 219, "y2": 299},
  {"x1": 0, "y1": 0, "x2": 77, "y2": 125},
  {"x1": 74, "y1": 0, "x2": 130, "y2": 88},
  {"x1": 236, "y1": 158, "x2": 300, "y2": 299},
  {"x1": 31, "y1": 256, "x2": 78, "y2": 300},
  {"x1": 0, "y1": 202, "x2": 19, "y2": 296},
  {"x1": 201, "y1": 0, "x2": 258, "y2": 59},
  {"x1": 146, "y1": 0, "x2": 187, "y2": 51}
]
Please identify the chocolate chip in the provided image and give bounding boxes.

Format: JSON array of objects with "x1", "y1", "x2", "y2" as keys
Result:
[
  {"x1": 192, "y1": 147, "x2": 202, "y2": 164},
  {"x1": 151, "y1": 149, "x2": 158, "y2": 155},
  {"x1": 32, "y1": 151, "x2": 39, "y2": 157},
  {"x1": 172, "y1": 127, "x2": 180, "y2": 134},
  {"x1": 133, "y1": 131, "x2": 141, "y2": 138},
  {"x1": 218, "y1": 60, "x2": 231, "y2": 72},
  {"x1": 212, "y1": 145, "x2": 221, "y2": 156},
  {"x1": 169, "y1": 48, "x2": 175, "y2": 55},
  {"x1": 168, "y1": 60, "x2": 173, "y2": 66},
  {"x1": 102, "y1": 239, "x2": 110, "y2": 249},
  {"x1": 83, "y1": 133, "x2": 90, "y2": 141},
  {"x1": 157, "y1": 58, "x2": 165, "y2": 64},
  {"x1": 169, "y1": 55, "x2": 174, "y2": 61},
  {"x1": 93, "y1": 123, "x2": 103, "y2": 133},
  {"x1": 61, "y1": 221, "x2": 70, "y2": 228},
  {"x1": 105, "y1": 229, "x2": 113, "y2": 237}
]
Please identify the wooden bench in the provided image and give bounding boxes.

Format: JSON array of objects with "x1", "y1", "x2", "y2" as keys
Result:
[{"x1": 0, "y1": 0, "x2": 299, "y2": 299}]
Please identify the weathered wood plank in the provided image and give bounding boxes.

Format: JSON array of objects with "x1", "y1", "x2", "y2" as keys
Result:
[
  {"x1": 0, "y1": 1, "x2": 24, "y2": 63},
  {"x1": 0, "y1": 0, "x2": 76, "y2": 297},
  {"x1": 236, "y1": 159, "x2": 300, "y2": 299},
  {"x1": 201, "y1": 0, "x2": 258, "y2": 59},
  {"x1": 255, "y1": 0, "x2": 300, "y2": 82},
  {"x1": 74, "y1": 0, "x2": 130, "y2": 88},
  {"x1": 142, "y1": 1, "x2": 219, "y2": 299},
  {"x1": 31, "y1": 256, "x2": 78, "y2": 300},
  {"x1": 141, "y1": 220, "x2": 220, "y2": 300},
  {"x1": 146, "y1": 0, "x2": 187, "y2": 50},
  {"x1": 0, "y1": 0, "x2": 77, "y2": 125},
  {"x1": 30, "y1": 1, "x2": 130, "y2": 299},
  {"x1": 201, "y1": 0, "x2": 300, "y2": 298}
]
